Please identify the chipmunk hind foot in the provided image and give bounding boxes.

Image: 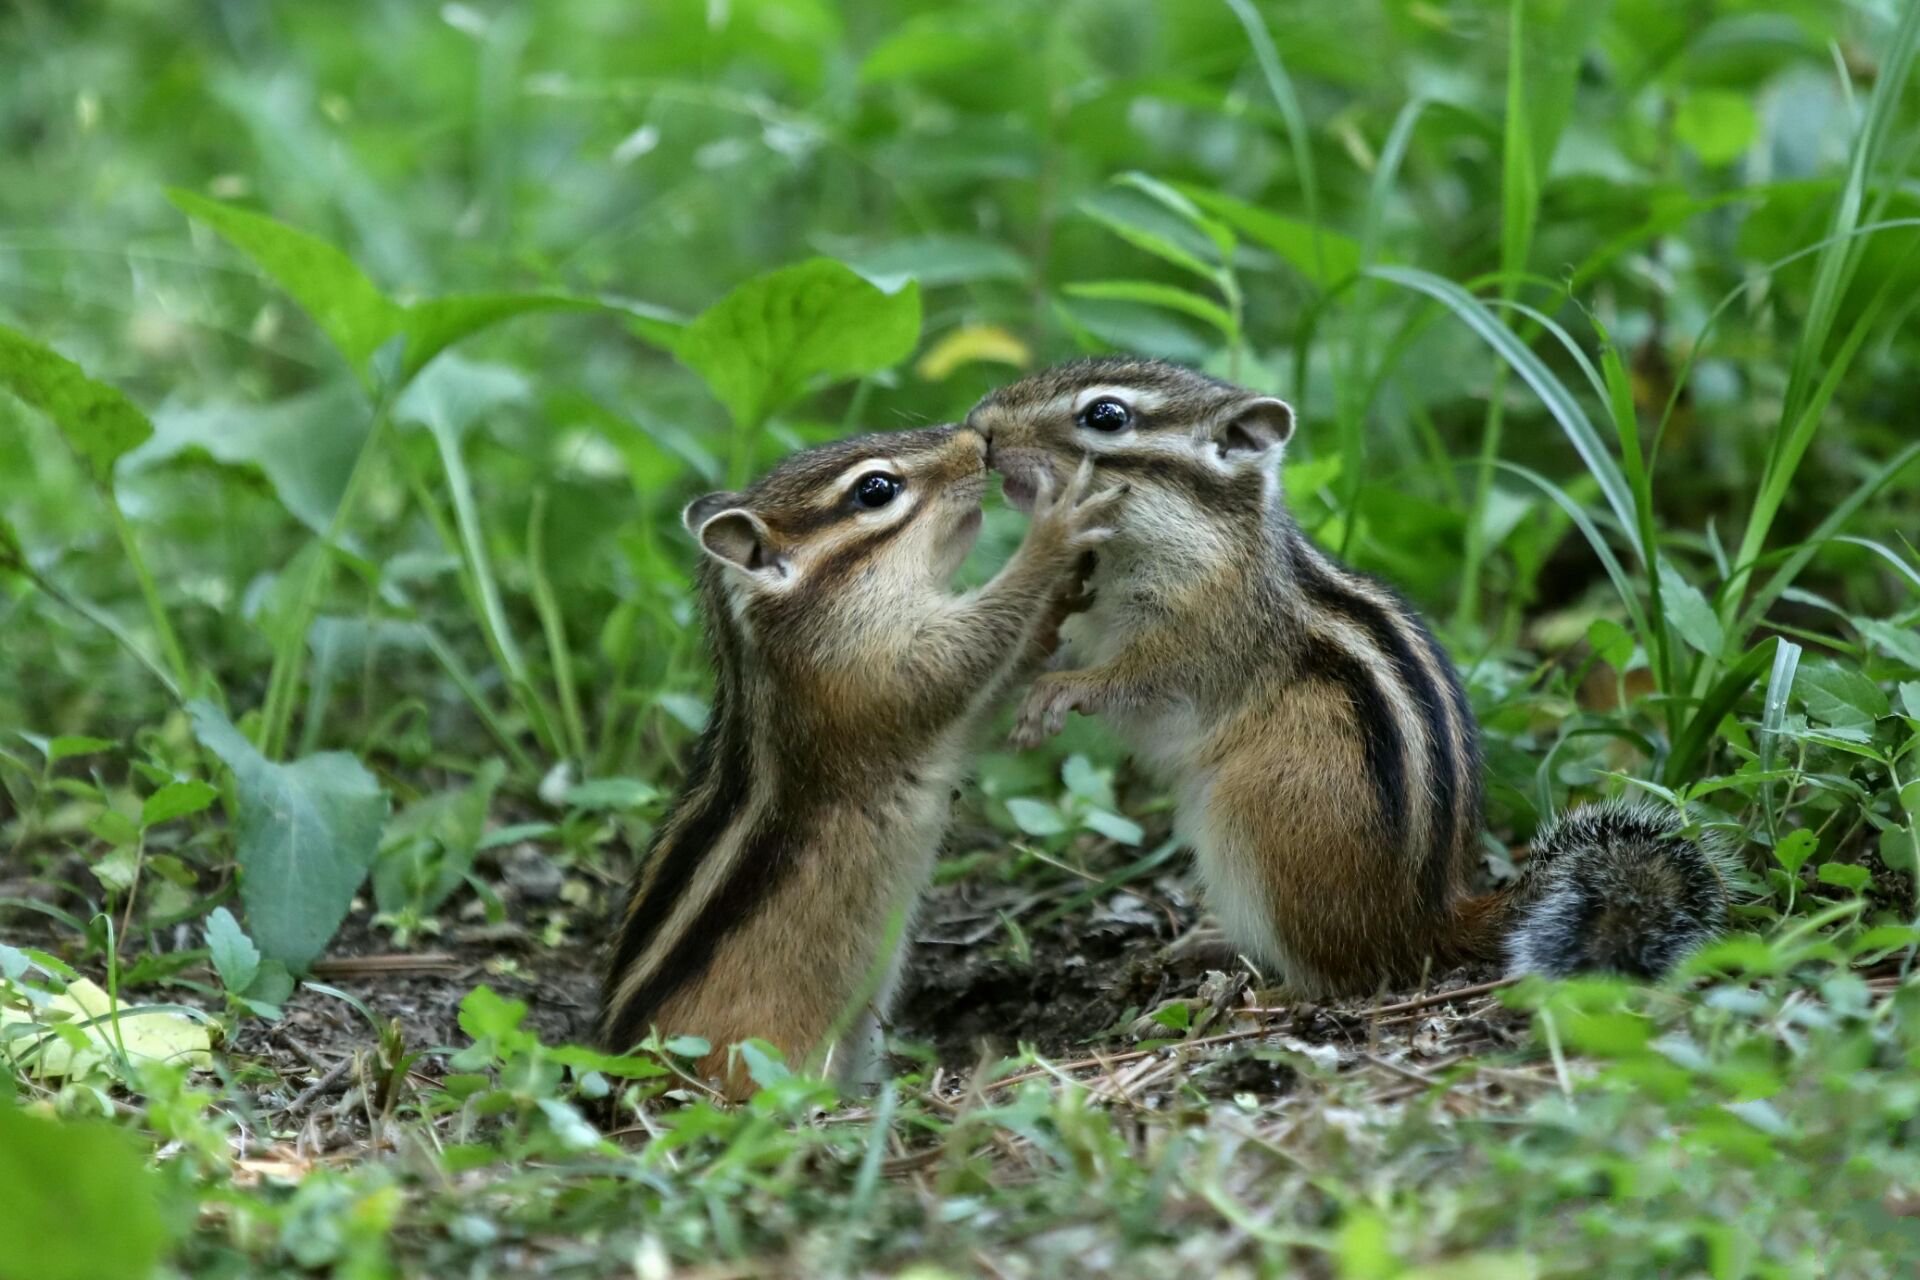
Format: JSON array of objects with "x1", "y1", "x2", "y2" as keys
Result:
[{"x1": 1504, "y1": 800, "x2": 1732, "y2": 980}]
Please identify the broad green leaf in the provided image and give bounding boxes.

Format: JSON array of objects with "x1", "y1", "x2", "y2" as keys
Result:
[
  {"x1": 661, "y1": 1035, "x2": 711, "y2": 1059},
  {"x1": 393, "y1": 355, "x2": 530, "y2": 443},
  {"x1": 1772, "y1": 828, "x2": 1817, "y2": 875},
  {"x1": 1675, "y1": 90, "x2": 1758, "y2": 166},
  {"x1": 458, "y1": 984, "x2": 529, "y2": 1044},
  {"x1": 1556, "y1": 1008, "x2": 1653, "y2": 1058},
  {"x1": 372, "y1": 759, "x2": 505, "y2": 917},
  {"x1": 1657, "y1": 560, "x2": 1725, "y2": 657},
  {"x1": 1587, "y1": 618, "x2": 1635, "y2": 670},
  {"x1": 1005, "y1": 797, "x2": 1068, "y2": 838},
  {"x1": 1060, "y1": 754, "x2": 1114, "y2": 808},
  {"x1": 1902, "y1": 681, "x2": 1920, "y2": 722},
  {"x1": 189, "y1": 701, "x2": 388, "y2": 973},
  {"x1": 89, "y1": 809, "x2": 138, "y2": 849},
  {"x1": 1854, "y1": 617, "x2": 1920, "y2": 669},
  {"x1": 0, "y1": 1105, "x2": 174, "y2": 1280},
  {"x1": 170, "y1": 189, "x2": 402, "y2": 373},
  {"x1": 1083, "y1": 808, "x2": 1145, "y2": 847},
  {"x1": 1795, "y1": 661, "x2": 1890, "y2": 729},
  {"x1": 203, "y1": 906, "x2": 261, "y2": 994},
  {"x1": 1816, "y1": 862, "x2": 1871, "y2": 893},
  {"x1": 1880, "y1": 825, "x2": 1919, "y2": 876},
  {"x1": 668, "y1": 258, "x2": 921, "y2": 429},
  {"x1": 400, "y1": 293, "x2": 682, "y2": 385},
  {"x1": 739, "y1": 1038, "x2": 793, "y2": 1088},
  {"x1": 130, "y1": 383, "x2": 372, "y2": 533},
  {"x1": 1174, "y1": 185, "x2": 1364, "y2": 290},
  {"x1": 0, "y1": 324, "x2": 154, "y2": 486},
  {"x1": 141, "y1": 779, "x2": 218, "y2": 827}
]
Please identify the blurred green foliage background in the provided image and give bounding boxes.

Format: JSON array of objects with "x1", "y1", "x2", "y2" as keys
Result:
[{"x1": 5, "y1": 2, "x2": 1920, "y2": 1275}]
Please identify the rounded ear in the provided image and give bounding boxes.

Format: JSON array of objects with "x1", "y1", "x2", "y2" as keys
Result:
[
  {"x1": 693, "y1": 507, "x2": 784, "y2": 577},
  {"x1": 1211, "y1": 397, "x2": 1295, "y2": 461},
  {"x1": 682, "y1": 491, "x2": 742, "y2": 538}
]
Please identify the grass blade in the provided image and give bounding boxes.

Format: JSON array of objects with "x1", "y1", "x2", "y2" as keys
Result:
[
  {"x1": 1493, "y1": 460, "x2": 1649, "y2": 643},
  {"x1": 1736, "y1": 442, "x2": 1920, "y2": 637},
  {"x1": 1371, "y1": 266, "x2": 1638, "y2": 546}
]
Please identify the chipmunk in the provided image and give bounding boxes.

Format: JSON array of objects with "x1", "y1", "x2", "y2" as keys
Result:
[
  {"x1": 599, "y1": 424, "x2": 1118, "y2": 1094},
  {"x1": 968, "y1": 358, "x2": 1730, "y2": 995}
]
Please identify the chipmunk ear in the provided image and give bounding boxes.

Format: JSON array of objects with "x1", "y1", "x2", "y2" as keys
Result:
[
  {"x1": 684, "y1": 494, "x2": 786, "y2": 579},
  {"x1": 682, "y1": 491, "x2": 741, "y2": 536},
  {"x1": 1210, "y1": 397, "x2": 1295, "y2": 461}
]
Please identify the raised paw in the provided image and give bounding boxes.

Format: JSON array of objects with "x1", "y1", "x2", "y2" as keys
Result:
[
  {"x1": 1008, "y1": 674, "x2": 1086, "y2": 749},
  {"x1": 1037, "y1": 457, "x2": 1126, "y2": 550}
]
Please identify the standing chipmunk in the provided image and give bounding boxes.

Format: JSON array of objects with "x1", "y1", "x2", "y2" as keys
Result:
[
  {"x1": 599, "y1": 424, "x2": 1118, "y2": 1092},
  {"x1": 969, "y1": 358, "x2": 1730, "y2": 995}
]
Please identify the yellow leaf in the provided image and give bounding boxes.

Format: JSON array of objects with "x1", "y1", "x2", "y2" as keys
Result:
[
  {"x1": 914, "y1": 324, "x2": 1030, "y2": 381},
  {"x1": 1, "y1": 977, "x2": 212, "y2": 1078}
]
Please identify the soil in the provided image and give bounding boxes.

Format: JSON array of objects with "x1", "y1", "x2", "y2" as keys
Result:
[{"x1": 4, "y1": 831, "x2": 1531, "y2": 1143}]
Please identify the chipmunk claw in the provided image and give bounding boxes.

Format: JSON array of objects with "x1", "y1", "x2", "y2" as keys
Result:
[{"x1": 1008, "y1": 674, "x2": 1083, "y2": 749}]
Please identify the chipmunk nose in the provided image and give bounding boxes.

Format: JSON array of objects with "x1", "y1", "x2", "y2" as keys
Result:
[
  {"x1": 962, "y1": 411, "x2": 996, "y2": 466},
  {"x1": 954, "y1": 421, "x2": 989, "y2": 459}
]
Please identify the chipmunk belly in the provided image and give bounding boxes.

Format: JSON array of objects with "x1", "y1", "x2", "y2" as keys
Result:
[{"x1": 1176, "y1": 766, "x2": 1301, "y2": 979}]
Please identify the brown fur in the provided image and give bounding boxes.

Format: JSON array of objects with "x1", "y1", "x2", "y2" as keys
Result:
[
  {"x1": 599, "y1": 425, "x2": 1119, "y2": 1095},
  {"x1": 971, "y1": 358, "x2": 1726, "y2": 994}
]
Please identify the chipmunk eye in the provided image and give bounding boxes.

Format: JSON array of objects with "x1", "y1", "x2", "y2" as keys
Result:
[
  {"x1": 1080, "y1": 397, "x2": 1132, "y2": 432},
  {"x1": 852, "y1": 472, "x2": 902, "y2": 509}
]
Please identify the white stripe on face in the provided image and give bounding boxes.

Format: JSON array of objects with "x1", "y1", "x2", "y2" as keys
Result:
[
  {"x1": 827, "y1": 457, "x2": 919, "y2": 525},
  {"x1": 1071, "y1": 384, "x2": 1170, "y2": 416},
  {"x1": 830, "y1": 458, "x2": 898, "y2": 491}
]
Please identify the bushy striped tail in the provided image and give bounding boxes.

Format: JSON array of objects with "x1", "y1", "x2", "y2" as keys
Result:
[{"x1": 1455, "y1": 801, "x2": 1732, "y2": 980}]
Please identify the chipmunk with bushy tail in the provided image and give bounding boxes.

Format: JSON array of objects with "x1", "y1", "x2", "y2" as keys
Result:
[
  {"x1": 599, "y1": 424, "x2": 1118, "y2": 1094},
  {"x1": 968, "y1": 358, "x2": 1730, "y2": 994}
]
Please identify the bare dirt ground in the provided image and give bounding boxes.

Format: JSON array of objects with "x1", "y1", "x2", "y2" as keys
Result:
[
  {"x1": 199, "y1": 845, "x2": 1530, "y2": 1153},
  {"x1": 6, "y1": 819, "x2": 1537, "y2": 1159}
]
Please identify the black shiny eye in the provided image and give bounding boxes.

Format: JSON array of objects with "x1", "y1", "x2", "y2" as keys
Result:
[
  {"x1": 853, "y1": 471, "x2": 902, "y2": 509},
  {"x1": 1080, "y1": 397, "x2": 1132, "y2": 432}
]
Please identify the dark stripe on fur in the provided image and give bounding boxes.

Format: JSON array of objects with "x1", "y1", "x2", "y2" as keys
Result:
[
  {"x1": 1298, "y1": 635, "x2": 1408, "y2": 845},
  {"x1": 799, "y1": 511, "x2": 917, "y2": 597},
  {"x1": 1293, "y1": 542, "x2": 1463, "y2": 911},
  {"x1": 1094, "y1": 451, "x2": 1264, "y2": 513},
  {"x1": 604, "y1": 798, "x2": 818, "y2": 1049},
  {"x1": 600, "y1": 579, "x2": 753, "y2": 1048}
]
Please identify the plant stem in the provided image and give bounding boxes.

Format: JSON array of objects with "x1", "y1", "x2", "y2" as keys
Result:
[
  {"x1": 528, "y1": 488, "x2": 589, "y2": 766},
  {"x1": 15, "y1": 564, "x2": 181, "y2": 703},
  {"x1": 104, "y1": 490, "x2": 191, "y2": 693},
  {"x1": 258, "y1": 398, "x2": 394, "y2": 760},
  {"x1": 1454, "y1": 365, "x2": 1510, "y2": 631}
]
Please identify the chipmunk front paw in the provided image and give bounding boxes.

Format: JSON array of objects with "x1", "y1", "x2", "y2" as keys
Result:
[{"x1": 1009, "y1": 673, "x2": 1090, "y2": 749}]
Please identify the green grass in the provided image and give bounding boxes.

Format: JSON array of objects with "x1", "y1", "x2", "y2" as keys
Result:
[{"x1": 4, "y1": 1, "x2": 1920, "y2": 1276}]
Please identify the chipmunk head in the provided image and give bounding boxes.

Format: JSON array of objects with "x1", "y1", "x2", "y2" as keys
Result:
[
  {"x1": 682, "y1": 424, "x2": 989, "y2": 635},
  {"x1": 967, "y1": 358, "x2": 1294, "y2": 537}
]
